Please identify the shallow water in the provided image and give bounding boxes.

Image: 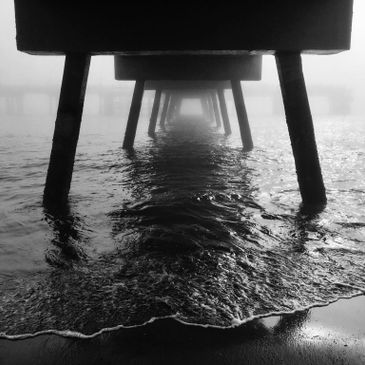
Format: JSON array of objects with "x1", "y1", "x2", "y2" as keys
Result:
[{"x1": 0, "y1": 110, "x2": 364, "y2": 336}]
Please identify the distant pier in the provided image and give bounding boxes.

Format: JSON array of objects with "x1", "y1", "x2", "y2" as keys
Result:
[{"x1": 0, "y1": 83, "x2": 352, "y2": 116}]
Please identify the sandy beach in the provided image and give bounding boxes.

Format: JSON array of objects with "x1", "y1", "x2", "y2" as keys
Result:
[{"x1": 1, "y1": 295, "x2": 364, "y2": 365}]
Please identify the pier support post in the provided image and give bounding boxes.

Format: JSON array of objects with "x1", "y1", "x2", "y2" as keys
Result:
[
  {"x1": 276, "y1": 52, "x2": 326, "y2": 205},
  {"x1": 217, "y1": 88, "x2": 231, "y2": 135},
  {"x1": 123, "y1": 80, "x2": 145, "y2": 149},
  {"x1": 160, "y1": 92, "x2": 170, "y2": 129},
  {"x1": 148, "y1": 89, "x2": 162, "y2": 136},
  {"x1": 231, "y1": 80, "x2": 253, "y2": 151},
  {"x1": 43, "y1": 53, "x2": 91, "y2": 205},
  {"x1": 211, "y1": 91, "x2": 222, "y2": 128},
  {"x1": 174, "y1": 95, "x2": 183, "y2": 122},
  {"x1": 166, "y1": 94, "x2": 178, "y2": 124},
  {"x1": 201, "y1": 94, "x2": 211, "y2": 122},
  {"x1": 207, "y1": 93, "x2": 216, "y2": 123}
]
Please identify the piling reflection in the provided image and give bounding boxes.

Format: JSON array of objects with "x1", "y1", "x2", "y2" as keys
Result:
[
  {"x1": 286, "y1": 204, "x2": 327, "y2": 254},
  {"x1": 43, "y1": 202, "x2": 87, "y2": 267},
  {"x1": 103, "y1": 119, "x2": 265, "y2": 326},
  {"x1": 109, "y1": 118, "x2": 256, "y2": 254}
]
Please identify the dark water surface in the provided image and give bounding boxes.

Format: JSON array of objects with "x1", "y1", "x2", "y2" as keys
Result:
[{"x1": 0, "y1": 112, "x2": 364, "y2": 336}]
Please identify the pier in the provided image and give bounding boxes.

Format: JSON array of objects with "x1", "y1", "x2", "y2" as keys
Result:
[
  {"x1": 13, "y1": 0, "x2": 354, "y2": 206},
  {"x1": 115, "y1": 55, "x2": 262, "y2": 149},
  {"x1": 0, "y1": 83, "x2": 352, "y2": 117}
]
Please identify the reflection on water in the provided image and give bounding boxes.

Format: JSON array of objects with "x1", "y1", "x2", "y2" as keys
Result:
[
  {"x1": 43, "y1": 203, "x2": 87, "y2": 267},
  {"x1": 0, "y1": 115, "x2": 364, "y2": 336},
  {"x1": 110, "y1": 119, "x2": 256, "y2": 255}
]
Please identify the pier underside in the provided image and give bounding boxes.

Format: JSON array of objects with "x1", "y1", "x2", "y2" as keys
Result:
[
  {"x1": 13, "y1": 0, "x2": 353, "y2": 206},
  {"x1": 14, "y1": 1, "x2": 353, "y2": 55},
  {"x1": 42, "y1": 52, "x2": 327, "y2": 206},
  {"x1": 115, "y1": 56, "x2": 260, "y2": 151}
]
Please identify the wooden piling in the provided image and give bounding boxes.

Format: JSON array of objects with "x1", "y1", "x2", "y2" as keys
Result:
[
  {"x1": 276, "y1": 52, "x2": 326, "y2": 205},
  {"x1": 201, "y1": 95, "x2": 211, "y2": 122},
  {"x1": 217, "y1": 88, "x2": 231, "y2": 135},
  {"x1": 43, "y1": 53, "x2": 91, "y2": 205},
  {"x1": 166, "y1": 94, "x2": 177, "y2": 124},
  {"x1": 174, "y1": 95, "x2": 183, "y2": 122},
  {"x1": 122, "y1": 80, "x2": 145, "y2": 149},
  {"x1": 159, "y1": 92, "x2": 170, "y2": 128},
  {"x1": 231, "y1": 80, "x2": 253, "y2": 151},
  {"x1": 207, "y1": 93, "x2": 216, "y2": 123},
  {"x1": 211, "y1": 91, "x2": 222, "y2": 128},
  {"x1": 148, "y1": 89, "x2": 162, "y2": 136}
]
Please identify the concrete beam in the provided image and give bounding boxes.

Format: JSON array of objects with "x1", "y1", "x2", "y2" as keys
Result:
[
  {"x1": 115, "y1": 56, "x2": 262, "y2": 81},
  {"x1": 15, "y1": 1, "x2": 353, "y2": 55}
]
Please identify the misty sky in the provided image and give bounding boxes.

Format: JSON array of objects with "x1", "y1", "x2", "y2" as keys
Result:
[{"x1": 1, "y1": 1, "x2": 365, "y2": 113}]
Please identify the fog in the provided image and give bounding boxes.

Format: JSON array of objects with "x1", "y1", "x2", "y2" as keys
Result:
[
  {"x1": 1, "y1": 1, "x2": 365, "y2": 116},
  {"x1": 1, "y1": 4, "x2": 365, "y2": 357}
]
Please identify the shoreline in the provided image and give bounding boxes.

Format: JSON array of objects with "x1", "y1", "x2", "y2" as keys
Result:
[
  {"x1": 1, "y1": 295, "x2": 364, "y2": 364},
  {"x1": 1, "y1": 290, "x2": 364, "y2": 340}
]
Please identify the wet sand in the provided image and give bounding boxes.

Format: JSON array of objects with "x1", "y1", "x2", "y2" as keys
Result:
[{"x1": 0, "y1": 295, "x2": 364, "y2": 365}]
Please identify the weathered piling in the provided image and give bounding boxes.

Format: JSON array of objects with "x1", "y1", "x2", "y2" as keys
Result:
[
  {"x1": 160, "y1": 92, "x2": 170, "y2": 129},
  {"x1": 166, "y1": 94, "x2": 178, "y2": 124},
  {"x1": 276, "y1": 53, "x2": 326, "y2": 205},
  {"x1": 231, "y1": 80, "x2": 253, "y2": 151},
  {"x1": 122, "y1": 80, "x2": 145, "y2": 149},
  {"x1": 174, "y1": 95, "x2": 183, "y2": 122},
  {"x1": 201, "y1": 95, "x2": 211, "y2": 121},
  {"x1": 217, "y1": 88, "x2": 231, "y2": 136},
  {"x1": 148, "y1": 89, "x2": 162, "y2": 136},
  {"x1": 207, "y1": 93, "x2": 216, "y2": 123},
  {"x1": 43, "y1": 53, "x2": 90, "y2": 205},
  {"x1": 211, "y1": 91, "x2": 222, "y2": 128}
]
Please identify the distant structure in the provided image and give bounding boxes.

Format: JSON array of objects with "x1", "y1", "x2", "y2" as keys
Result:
[
  {"x1": 114, "y1": 56, "x2": 262, "y2": 149},
  {"x1": 0, "y1": 83, "x2": 352, "y2": 117},
  {"x1": 14, "y1": 0, "x2": 354, "y2": 207}
]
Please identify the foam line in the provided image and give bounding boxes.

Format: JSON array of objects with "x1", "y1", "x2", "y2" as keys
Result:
[{"x1": 1, "y1": 290, "x2": 364, "y2": 340}]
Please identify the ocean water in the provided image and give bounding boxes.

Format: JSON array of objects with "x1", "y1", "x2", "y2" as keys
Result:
[{"x1": 0, "y1": 106, "x2": 364, "y2": 336}]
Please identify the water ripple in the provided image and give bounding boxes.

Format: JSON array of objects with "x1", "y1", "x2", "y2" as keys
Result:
[{"x1": 0, "y1": 116, "x2": 364, "y2": 335}]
